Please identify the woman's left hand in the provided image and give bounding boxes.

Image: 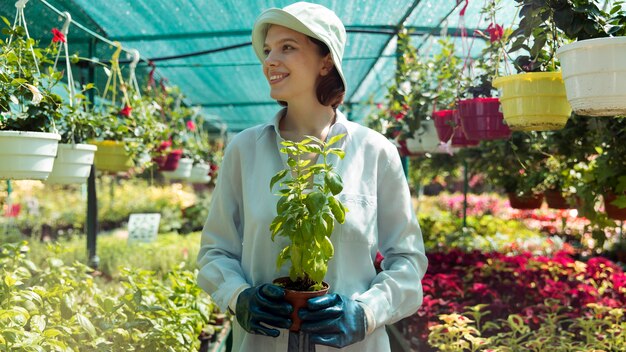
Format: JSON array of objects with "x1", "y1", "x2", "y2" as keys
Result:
[{"x1": 298, "y1": 293, "x2": 366, "y2": 348}]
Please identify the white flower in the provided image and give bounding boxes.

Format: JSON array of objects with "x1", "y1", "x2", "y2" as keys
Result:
[{"x1": 25, "y1": 84, "x2": 42, "y2": 105}]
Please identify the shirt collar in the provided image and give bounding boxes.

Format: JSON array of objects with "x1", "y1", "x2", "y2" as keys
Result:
[{"x1": 256, "y1": 107, "x2": 352, "y2": 141}]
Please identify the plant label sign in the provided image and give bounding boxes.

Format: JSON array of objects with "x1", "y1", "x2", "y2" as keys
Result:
[{"x1": 127, "y1": 213, "x2": 161, "y2": 243}]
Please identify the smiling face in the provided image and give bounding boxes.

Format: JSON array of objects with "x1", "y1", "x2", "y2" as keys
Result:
[{"x1": 262, "y1": 25, "x2": 333, "y2": 104}]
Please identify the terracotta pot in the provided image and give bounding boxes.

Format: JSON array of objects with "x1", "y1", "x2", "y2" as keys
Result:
[
  {"x1": 508, "y1": 192, "x2": 544, "y2": 209},
  {"x1": 544, "y1": 189, "x2": 573, "y2": 209},
  {"x1": 604, "y1": 192, "x2": 626, "y2": 220},
  {"x1": 273, "y1": 277, "x2": 329, "y2": 332},
  {"x1": 457, "y1": 97, "x2": 511, "y2": 140}
]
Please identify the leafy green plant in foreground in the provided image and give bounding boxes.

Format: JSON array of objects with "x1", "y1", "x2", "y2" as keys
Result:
[{"x1": 269, "y1": 134, "x2": 347, "y2": 291}]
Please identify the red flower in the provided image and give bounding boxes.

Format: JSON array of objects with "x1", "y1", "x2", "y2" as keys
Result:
[
  {"x1": 485, "y1": 23, "x2": 504, "y2": 43},
  {"x1": 119, "y1": 105, "x2": 132, "y2": 117},
  {"x1": 186, "y1": 120, "x2": 196, "y2": 131},
  {"x1": 51, "y1": 28, "x2": 66, "y2": 43}
]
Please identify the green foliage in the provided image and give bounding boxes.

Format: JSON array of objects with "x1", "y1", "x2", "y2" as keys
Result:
[
  {"x1": 367, "y1": 30, "x2": 464, "y2": 140},
  {"x1": 428, "y1": 303, "x2": 626, "y2": 351},
  {"x1": 269, "y1": 134, "x2": 347, "y2": 290},
  {"x1": 0, "y1": 178, "x2": 196, "y2": 237},
  {"x1": 0, "y1": 17, "x2": 64, "y2": 132},
  {"x1": 0, "y1": 241, "x2": 217, "y2": 351}
]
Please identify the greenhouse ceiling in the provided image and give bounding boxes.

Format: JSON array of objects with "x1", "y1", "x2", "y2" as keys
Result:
[{"x1": 0, "y1": 0, "x2": 518, "y2": 132}]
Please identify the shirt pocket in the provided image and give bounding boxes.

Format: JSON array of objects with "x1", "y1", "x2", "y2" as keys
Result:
[{"x1": 335, "y1": 193, "x2": 377, "y2": 244}]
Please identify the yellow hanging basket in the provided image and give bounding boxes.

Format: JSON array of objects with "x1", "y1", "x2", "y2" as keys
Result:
[
  {"x1": 92, "y1": 140, "x2": 134, "y2": 173},
  {"x1": 493, "y1": 72, "x2": 572, "y2": 131}
]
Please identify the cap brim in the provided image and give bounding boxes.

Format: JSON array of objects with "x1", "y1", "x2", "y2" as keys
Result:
[{"x1": 251, "y1": 9, "x2": 347, "y2": 91}]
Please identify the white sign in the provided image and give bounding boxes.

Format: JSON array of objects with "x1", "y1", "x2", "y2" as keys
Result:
[{"x1": 127, "y1": 213, "x2": 161, "y2": 243}]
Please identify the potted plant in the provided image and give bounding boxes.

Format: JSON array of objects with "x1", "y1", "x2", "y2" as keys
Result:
[
  {"x1": 493, "y1": 0, "x2": 572, "y2": 131},
  {"x1": 457, "y1": 0, "x2": 511, "y2": 141},
  {"x1": 46, "y1": 83, "x2": 101, "y2": 184},
  {"x1": 269, "y1": 134, "x2": 347, "y2": 331},
  {"x1": 0, "y1": 18, "x2": 62, "y2": 180},
  {"x1": 367, "y1": 31, "x2": 461, "y2": 155},
  {"x1": 474, "y1": 132, "x2": 547, "y2": 209},
  {"x1": 555, "y1": 0, "x2": 626, "y2": 116}
]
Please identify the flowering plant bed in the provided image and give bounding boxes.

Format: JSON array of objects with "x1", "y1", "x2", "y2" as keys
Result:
[{"x1": 397, "y1": 249, "x2": 626, "y2": 350}]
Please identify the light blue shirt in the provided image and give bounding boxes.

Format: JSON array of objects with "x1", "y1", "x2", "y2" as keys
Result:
[{"x1": 197, "y1": 108, "x2": 427, "y2": 352}]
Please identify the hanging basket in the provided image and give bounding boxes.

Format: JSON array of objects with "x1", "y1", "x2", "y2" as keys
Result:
[
  {"x1": 493, "y1": 72, "x2": 571, "y2": 131},
  {"x1": 154, "y1": 149, "x2": 184, "y2": 171},
  {"x1": 544, "y1": 189, "x2": 573, "y2": 209},
  {"x1": 0, "y1": 131, "x2": 61, "y2": 180},
  {"x1": 405, "y1": 119, "x2": 442, "y2": 154},
  {"x1": 507, "y1": 192, "x2": 544, "y2": 210},
  {"x1": 188, "y1": 163, "x2": 212, "y2": 184},
  {"x1": 458, "y1": 97, "x2": 511, "y2": 140},
  {"x1": 604, "y1": 192, "x2": 626, "y2": 221},
  {"x1": 92, "y1": 140, "x2": 134, "y2": 173},
  {"x1": 432, "y1": 110, "x2": 455, "y2": 142},
  {"x1": 557, "y1": 37, "x2": 626, "y2": 117},
  {"x1": 161, "y1": 157, "x2": 193, "y2": 180},
  {"x1": 451, "y1": 110, "x2": 479, "y2": 148},
  {"x1": 46, "y1": 143, "x2": 98, "y2": 184}
]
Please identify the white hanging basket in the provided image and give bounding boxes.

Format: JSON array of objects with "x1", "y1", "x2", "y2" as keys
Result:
[
  {"x1": 161, "y1": 157, "x2": 193, "y2": 180},
  {"x1": 188, "y1": 163, "x2": 212, "y2": 184},
  {"x1": 46, "y1": 143, "x2": 98, "y2": 184},
  {"x1": 0, "y1": 131, "x2": 61, "y2": 180},
  {"x1": 557, "y1": 37, "x2": 626, "y2": 116},
  {"x1": 405, "y1": 120, "x2": 442, "y2": 154}
]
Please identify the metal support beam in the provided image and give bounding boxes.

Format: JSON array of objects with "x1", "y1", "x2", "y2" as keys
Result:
[
  {"x1": 346, "y1": 0, "x2": 424, "y2": 103},
  {"x1": 86, "y1": 38, "x2": 99, "y2": 269}
]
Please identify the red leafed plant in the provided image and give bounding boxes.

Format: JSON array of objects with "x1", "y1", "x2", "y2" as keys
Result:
[{"x1": 399, "y1": 249, "x2": 626, "y2": 350}]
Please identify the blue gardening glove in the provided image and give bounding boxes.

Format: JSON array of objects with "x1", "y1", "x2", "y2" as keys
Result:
[
  {"x1": 235, "y1": 284, "x2": 292, "y2": 337},
  {"x1": 298, "y1": 293, "x2": 367, "y2": 348}
]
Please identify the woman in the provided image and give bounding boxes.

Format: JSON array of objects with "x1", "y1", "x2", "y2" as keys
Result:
[{"x1": 197, "y1": 2, "x2": 428, "y2": 351}]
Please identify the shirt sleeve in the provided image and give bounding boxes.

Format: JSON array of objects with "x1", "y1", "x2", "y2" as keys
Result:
[
  {"x1": 197, "y1": 142, "x2": 251, "y2": 312},
  {"x1": 355, "y1": 145, "x2": 428, "y2": 330}
]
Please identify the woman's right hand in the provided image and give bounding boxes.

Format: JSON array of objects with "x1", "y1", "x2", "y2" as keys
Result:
[{"x1": 235, "y1": 284, "x2": 293, "y2": 337}]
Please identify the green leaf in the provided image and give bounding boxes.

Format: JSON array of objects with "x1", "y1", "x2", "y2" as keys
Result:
[
  {"x1": 76, "y1": 313, "x2": 96, "y2": 338},
  {"x1": 328, "y1": 196, "x2": 345, "y2": 224},
  {"x1": 327, "y1": 148, "x2": 345, "y2": 159},
  {"x1": 4, "y1": 274, "x2": 17, "y2": 287},
  {"x1": 321, "y1": 237, "x2": 334, "y2": 258},
  {"x1": 305, "y1": 191, "x2": 326, "y2": 214},
  {"x1": 276, "y1": 246, "x2": 290, "y2": 270},
  {"x1": 30, "y1": 315, "x2": 46, "y2": 332},
  {"x1": 300, "y1": 144, "x2": 322, "y2": 154},
  {"x1": 327, "y1": 134, "x2": 346, "y2": 147},
  {"x1": 270, "y1": 169, "x2": 288, "y2": 191},
  {"x1": 42, "y1": 328, "x2": 62, "y2": 338},
  {"x1": 1, "y1": 16, "x2": 10, "y2": 27},
  {"x1": 324, "y1": 171, "x2": 343, "y2": 195}
]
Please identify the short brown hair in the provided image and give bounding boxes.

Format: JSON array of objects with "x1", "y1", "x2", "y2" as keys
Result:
[{"x1": 277, "y1": 36, "x2": 345, "y2": 109}]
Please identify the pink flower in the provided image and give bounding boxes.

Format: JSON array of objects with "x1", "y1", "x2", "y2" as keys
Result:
[
  {"x1": 119, "y1": 105, "x2": 132, "y2": 117},
  {"x1": 51, "y1": 28, "x2": 66, "y2": 43},
  {"x1": 186, "y1": 120, "x2": 196, "y2": 131},
  {"x1": 486, "y1": 23, "x2": 504, "y2": 43}
]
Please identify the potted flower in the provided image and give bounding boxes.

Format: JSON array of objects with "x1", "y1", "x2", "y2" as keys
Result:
[
  {"x1": 554, "y1": 0, "x2": 626, "y2": 116},
  {"x1": 457, "y1": 1, "x2": 511, "y2": 141},
  {"x1": 367, "y1": 30, "x2": 457, "y2": 154},
  {"x1": 269, "y1": 134, "x2": 347, "y2": 331},
  {"x1": 0, "y1": 18, "x2": 62, "y2": 180},
  {"x1": 492, "y1": 0, "x2": 572, "y2": 131}
]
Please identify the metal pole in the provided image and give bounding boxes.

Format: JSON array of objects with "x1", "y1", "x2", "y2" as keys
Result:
[
  {"x1": 463, "y1": 158, "x2": 468, "y2": 228},
  {"x1": 86, "y1": 38, "x2": 99, "y2": 269}
]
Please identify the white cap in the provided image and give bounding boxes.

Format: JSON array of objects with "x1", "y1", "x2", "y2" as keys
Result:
[{"x1": 251, "y1": 2, "x2": 347, "y2": 91}]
